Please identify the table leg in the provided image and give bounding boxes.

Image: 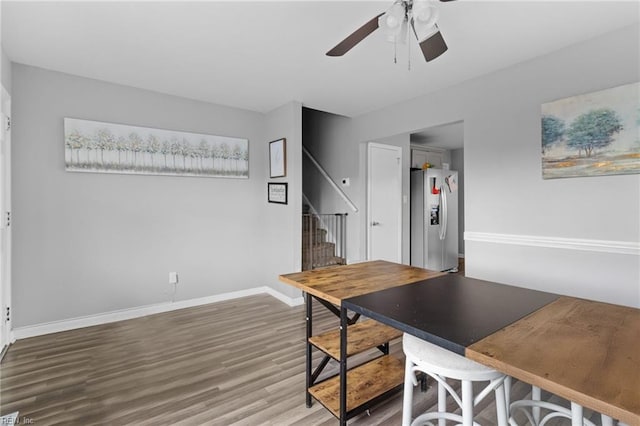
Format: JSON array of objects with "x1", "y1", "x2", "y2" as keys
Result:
[
  {"x1": 305, "y1": 292, "x2": 312, "y2": 408},
  {"x1": 340, "y1": 305, "x2": 348, "y2": 426}
]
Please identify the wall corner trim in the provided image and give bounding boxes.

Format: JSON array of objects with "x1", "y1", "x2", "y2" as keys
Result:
[
  {"x1": 264, "y1": 286, "x2": 304, "y2": 307},
  {"x1": 465, "y1": 232, "x2": 640, "y2": 256},
  {"x1": 12, "y1": 286, "x2": 303, "y2": 340}
]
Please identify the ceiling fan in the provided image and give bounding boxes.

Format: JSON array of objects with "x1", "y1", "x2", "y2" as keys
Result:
[{"x1": 327, "y1": 0, "x2": 454, "y2": 62}]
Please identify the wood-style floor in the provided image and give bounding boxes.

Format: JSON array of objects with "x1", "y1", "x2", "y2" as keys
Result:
[{"x1": 0, "y1": 292, "x2": 599, "y2": 425}]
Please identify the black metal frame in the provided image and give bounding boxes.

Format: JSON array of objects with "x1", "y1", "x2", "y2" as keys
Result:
[
  {"x1": 315, "y1": 297, "x2": 361, "y2": 324},
  {"x1": 305, "y1": 292, "x2": 401, "y2": 425},
  {"x1": 305, "y1": 294, "x2": 313, "y2": 407},
  {"x1": 339, "y1": 305, "x2": 348, "y2": 424}
]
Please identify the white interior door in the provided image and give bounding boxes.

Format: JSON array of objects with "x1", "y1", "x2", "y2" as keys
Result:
[
  {"x1": 367, "y1": 143, "x2": 402, "y2": 262},
  {"x1": 0, "y1": 86, "x2": 12, "y2": 351}
]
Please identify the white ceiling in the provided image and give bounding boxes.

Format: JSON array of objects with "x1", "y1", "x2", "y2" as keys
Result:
[
  {"x1": 2, "y1": 1, "x2": 639, "y2": 117},
  {"x1": 411, "y1": 121, "x2": 464, "y2": 150}
]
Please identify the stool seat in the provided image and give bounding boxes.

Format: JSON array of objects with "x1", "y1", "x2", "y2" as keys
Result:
[
  {"x1": 404, "y1": 333, "x2": 502, "y2": 380},
  {"x1": 402, "y1": 333, "x2": 510, "y2": 426}
]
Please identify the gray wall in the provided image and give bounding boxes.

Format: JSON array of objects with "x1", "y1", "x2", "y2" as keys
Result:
[
  {"x1": 263, "y1": 101, "x2": 303, "y2": 299},
  {"x1": 12, "y1": 64, "x2": 302, "y2": 327},
  {"x1": 1, "y1": 48, "x2": 11, "y2": 92},
  {"x1": 302, "y1": 108, "x2": 355, "y2": 216},
  {"x1": 302, "y1": 109, "x2": 414, "y2": 264},
  {"x1": 302, "y1": 108, "x2": 362, "y2": 263},
  {"x1": 450, "y1": 148, "x2": 464, "y2": 256},
  {"x1": 346, "y1": 24, "x2": 638, "y2": 306}
]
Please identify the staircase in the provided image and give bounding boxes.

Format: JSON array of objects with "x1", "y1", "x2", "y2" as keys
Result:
[{"x1": 302, "y1": 212, "x2": 347, "y2": 271}]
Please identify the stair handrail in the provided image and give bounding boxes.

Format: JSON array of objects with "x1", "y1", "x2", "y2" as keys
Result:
[{"x1": 302, "y1": 145, "x2": 358, "y2": 213}]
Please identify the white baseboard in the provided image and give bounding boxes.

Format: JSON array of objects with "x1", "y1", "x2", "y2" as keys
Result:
[
  {"x1": 12, "y1": 286, "x2": 302, "y2": 340},
  {"x1": 264, "y1": 286, "x2": 304, "y2": 307},
  {"x1": 465, "y1": 232, "x2": 639, "y2": 256}
]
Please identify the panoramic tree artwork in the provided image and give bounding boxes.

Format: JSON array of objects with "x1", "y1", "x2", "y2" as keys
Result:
[
  {"x1": 541, "y1": 82, "x2": 639, "y2": 179},
  {"x1": 64, "y1": 118, "x2": 249, "y2": 178}
]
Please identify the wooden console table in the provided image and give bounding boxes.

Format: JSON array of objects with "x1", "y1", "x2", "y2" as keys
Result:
[{"x1": 279, "y1": 260, "x2": 445, "y2": 425}]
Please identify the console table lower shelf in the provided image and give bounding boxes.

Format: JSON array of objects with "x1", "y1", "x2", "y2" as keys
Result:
[
  {"x1": 279, "y1": 262, "x2": 445, "y2": 424},
  {"x1": 308, "y1": 354, "x2": 405, "y2": 419}
]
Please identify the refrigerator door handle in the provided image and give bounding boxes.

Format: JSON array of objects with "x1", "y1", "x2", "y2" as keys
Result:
[{"x1": 440, "y1": 185, "x2": 447, "y2": 240}]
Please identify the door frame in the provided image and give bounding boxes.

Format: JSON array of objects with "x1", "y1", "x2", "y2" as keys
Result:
[
  {"x1": 366, "y1": 142, "x2": 402, "y2": 262},
  {"x1": 1, "y1": 84, "x2": 12, "y2": 352}
]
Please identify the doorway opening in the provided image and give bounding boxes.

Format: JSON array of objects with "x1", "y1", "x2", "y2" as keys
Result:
[{"x1": 409, "y1": 121, "x2": 465, "y2": 272}]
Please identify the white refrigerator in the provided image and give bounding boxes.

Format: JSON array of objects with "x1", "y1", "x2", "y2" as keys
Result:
[{"x1": 411, "y1": 169, "x2": 459, "y2": 272}]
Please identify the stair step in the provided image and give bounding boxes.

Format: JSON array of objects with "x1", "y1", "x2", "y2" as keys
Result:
[
  {"x1": 301, "y1": 213, "x2": 345, "y2": 271},
  {"x1": 311, "y1": 257, "x2": 346, "y2": 268},
  {"x1": 302, "y1": 229, "x2": 327, "y2": 244},
  {"x1": 303, "y1": 242, "x2": 335, "y2": 250},
  {"x1": 302, "y1": 243, "x2": 336, "y2": 261}
]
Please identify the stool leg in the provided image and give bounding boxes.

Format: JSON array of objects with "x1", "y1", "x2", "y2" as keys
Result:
[
  {"x1": 601, "y1": 415, "x2": 614, "y2": 426},
  {"x1": 495, "y1": 382, "x2": 508, "y2": 426},
  {"x1": 461, "y1": 380, "x2": 474, "y2": 426},
  {"x1": 532, "y1": 385, "x2": 541, "y2": 425},
  {"x1": 504, "y1": 376, "x2": 512, "y2": 410},
  {"x1": 438, "y1": 379, "x2": 446, "y2": 426},
  {"x1": 402, "y1": 359, "x2": 415, "y2": 426},
  {"x1": 571, "y1": 402, "x2": 584, "y2": 426}
]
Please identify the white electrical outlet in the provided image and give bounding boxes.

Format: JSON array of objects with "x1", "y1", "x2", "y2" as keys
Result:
[{"x1": 169, "y1": 272, "x2": 178, "y2": 284}]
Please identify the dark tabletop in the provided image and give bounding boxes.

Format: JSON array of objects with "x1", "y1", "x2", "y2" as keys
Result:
[{"x1": 342, "y1": 274, "x2": 560, "y2": 355}]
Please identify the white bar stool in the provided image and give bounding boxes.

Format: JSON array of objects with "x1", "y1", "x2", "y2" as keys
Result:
[
  {"x1": 509, "y1": 386, "x2": 624, "y2": 426},
  {"x1": 402, "y1": 333, "x2": 510, "y2": 426}
]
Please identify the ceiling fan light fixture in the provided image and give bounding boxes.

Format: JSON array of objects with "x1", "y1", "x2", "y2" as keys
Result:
[
  {"x1": 412, "y1": 0, "x2": 439, "y2": 25},
  {"x1": 411, "y1": 1, "x2": 440, "y2": 40},
  {"x1": 326, "y1": 0, "x2": 452, "y2": 63},
  {"x1": 378, "y1": 1, "x2": 407, "y2": 43}
]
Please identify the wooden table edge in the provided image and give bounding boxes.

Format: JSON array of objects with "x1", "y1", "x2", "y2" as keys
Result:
[
  {"x1": 278, "y1": 274, "x2": 344, "y2": 306},
  {"x1": 466, "y1": 309, "x2": 640, "y2": 426},
  {"x1": 466, "y1": 347, "x2": 638, "y2": 424},
  {"x1": 278, "y1": 264, "x2": 447, "y2": 307}
]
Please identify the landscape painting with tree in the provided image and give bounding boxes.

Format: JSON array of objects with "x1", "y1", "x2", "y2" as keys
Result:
[
  {"x1": 64, "y1": 118, "x2": 249, "y2": 178},
  {"x1": 541, "y1": 82, "x2": 639, "y2": 179}
]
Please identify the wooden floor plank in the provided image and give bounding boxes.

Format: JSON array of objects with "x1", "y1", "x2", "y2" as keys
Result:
[{"x1": 0, "y1": 293, "x2": 603, "y2": 425}]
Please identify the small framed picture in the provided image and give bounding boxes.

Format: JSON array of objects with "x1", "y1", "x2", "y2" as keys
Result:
[
  {"x1": 268, "y1": 182, "x2": 288, "y2": 204},
  {"x1": 269, "y1": 138, "x2": 286, "y2": 178}
]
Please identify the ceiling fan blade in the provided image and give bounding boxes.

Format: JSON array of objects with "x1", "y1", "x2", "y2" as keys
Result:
[
  {"x1": 326, "y1": 13, "x2": 384, "y2": 57},
  {"x1": 417, "y1": 26, "x2": 448, "y2": 62}
]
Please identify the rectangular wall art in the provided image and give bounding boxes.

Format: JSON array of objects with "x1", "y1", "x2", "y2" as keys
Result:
[
  {"x1": 269, "y1": 138, "x2": 286, "y2": 178},
  {"x1": 267, "y1": 182, "x2": 288, "y2": 204},
  {"x1": 64, "y1": 118, "x2": 249, "y2": 178},
  {"x1": 541, "y1": 82, "x2": 639, "y2": 179}
]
